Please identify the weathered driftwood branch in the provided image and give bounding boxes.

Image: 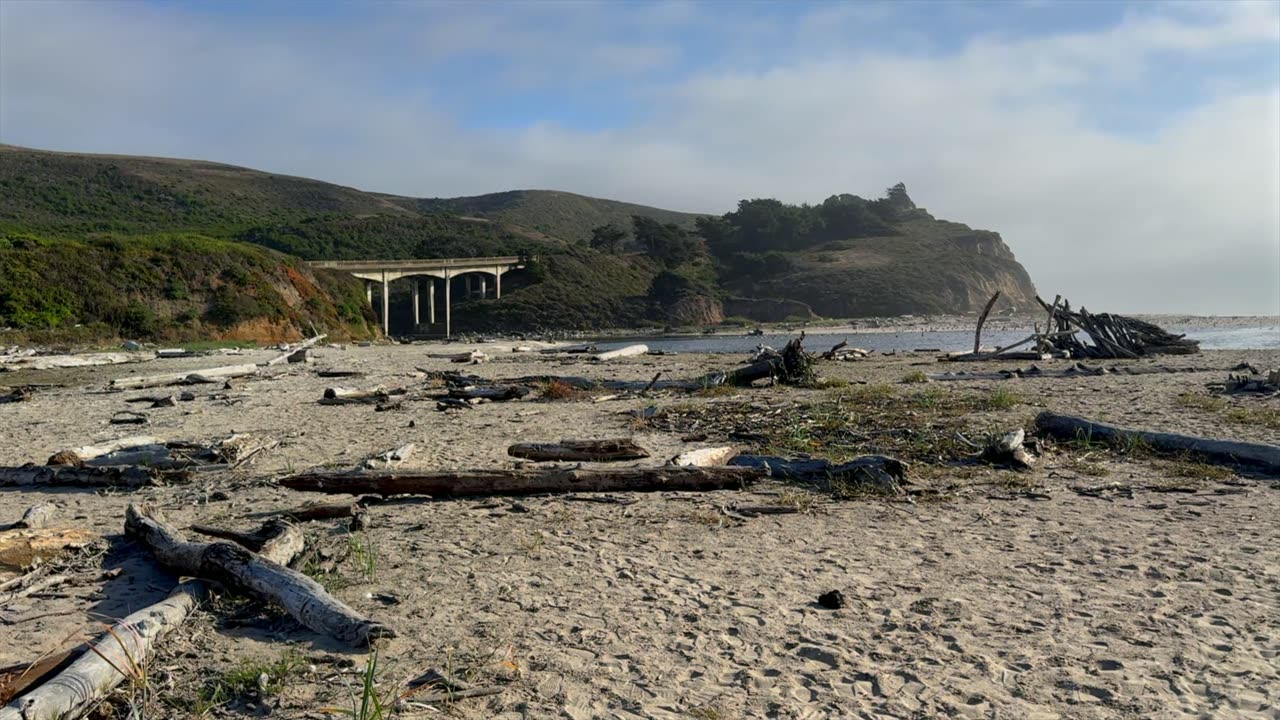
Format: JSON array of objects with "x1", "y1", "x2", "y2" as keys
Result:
[
  {"x1": 280, "y1": 466, "x2": 759, "y2": 498},
  {"x1": 1035, "y1": 411, "x2": 1280, "y2": 474},
  {"x1": 281, "y1": 501, "x2": 372, "y2": 522},
  {"x1": 0, "y1": 581, "x2": 207, "y2": 720},
  {"x1": 363, "y1": 443, "x2": 415, "y2": 470},
  {"x1": 508, "y1": 439, "x2": 649, "y2": 463},
  {"x1": 974, "y1": 292, "x2": 1001, "y2": 354},
  {"x1": 109, "y1": 364, "x2": 258, "y2": 391},
  {"x1": 264, "y1": 334, "x2": 327, "y2": 366},
  {"x1": 0, "y1": 647, "x2": 79, "y2": 705},
  {"x1": 189, "y1": 518, "x2": 305, "y2": 562},
  {"x1": 125, "y1": 504, "x2": 393, "y2": 645}
]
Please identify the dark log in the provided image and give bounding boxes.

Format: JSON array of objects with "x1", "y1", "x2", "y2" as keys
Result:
[
  {"x1": 1035, "y1": 411, "x2": 1280, "y2": 474},
  {"x1": 974, "y1": 292, "x2": 1001, "y2": 354},
  {"x1": 728, "y1": 455, "x2": 907, "y2": 494},
  {"x1": 446, "y1": 386, "x2": 530, "y2": 402},
  {"x1": 508, "y1": 439, "x2": 649, "y2": 462},
  {"x1": 281, "y1": 501, "x2": 372, "y2": 521},
  {"x1": 0, "y1": 464, "x2": 176, "y2": 488},
  {"x1": 126, "y1": 504, "x2": 392, "y2": 645},
  {"x1": 280, "y1": 466, "x2": 759, "y2": 498}
]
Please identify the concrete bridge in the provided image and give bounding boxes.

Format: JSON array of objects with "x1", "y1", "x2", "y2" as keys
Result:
[{"x1": 308, "y1": 256, "x2": 527, "y2": 336}]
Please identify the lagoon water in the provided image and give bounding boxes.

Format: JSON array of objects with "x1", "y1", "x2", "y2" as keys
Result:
[{"x1": 594, "y1": 324, "x2": 1280, "y2": 355}]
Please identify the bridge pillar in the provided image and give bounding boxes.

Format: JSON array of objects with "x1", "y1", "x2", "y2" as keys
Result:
[
  {"x1": 495, "y1": 269, "x2": 501, "y2": 299},
  {"x1": 411, "y1": 279, "x2": 420, "y2": 327},
  {"x1": 428, "y1": 280, "x2": 436, "y2": 324},
  {"x1": 366, "y1": 283, "x2": 373, "y2": 307},
  {"x1": 444, "y1": 269, "x2": 452, "y2": 337},
  {"x1": 380, "y1": 272, "x2": 389, "y2": 336},
  {"x1": 479, "y1": 275, "x2": 487, "y2": 299}
]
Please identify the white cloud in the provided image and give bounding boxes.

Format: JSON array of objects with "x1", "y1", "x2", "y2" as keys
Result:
[{"x1": 1, "y1": 0, "x2": 1277, "y2": 313}]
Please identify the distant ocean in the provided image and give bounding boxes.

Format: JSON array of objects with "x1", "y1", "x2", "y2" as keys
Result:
[{"x1": 594, "y1": 325, "x2": 1280, "y2": 355}]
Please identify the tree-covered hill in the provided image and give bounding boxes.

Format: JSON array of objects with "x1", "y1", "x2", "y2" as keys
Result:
[{"x1": 0, "y1": 145, "x2": 1038, "y2": 341}]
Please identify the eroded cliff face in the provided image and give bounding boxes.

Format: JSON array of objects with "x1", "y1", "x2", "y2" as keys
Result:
[{"x1": 747, "y1": 220, "x2": 1038, "y2": 318}]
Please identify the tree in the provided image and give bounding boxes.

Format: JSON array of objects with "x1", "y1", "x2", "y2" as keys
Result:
[
  {"x1": 588, "y1": 223, "x2": 627, "y2": 253},
  {"x1": 631, "y1": 215, "x2": 702, "y2": 268}
]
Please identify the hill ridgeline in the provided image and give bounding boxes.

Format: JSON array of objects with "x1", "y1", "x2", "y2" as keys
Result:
[{"x1": 0, "y1": 145, "x2": 1037, "y2": 341}]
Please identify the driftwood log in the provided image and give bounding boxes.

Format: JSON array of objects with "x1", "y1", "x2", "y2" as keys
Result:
[
  {"x1": 0, "y1": 516, "x2": 307, "y2": 720},
  {"x1": 280, "y1": 466, "x2": 759, "y2": 498},
  {"x1": 264, "y1": 334, "x2": 326, "y2": 366},
  {"x1": 0, "y1": 464, "x2": 174, "y2": 489},
  {"x1": 1035, "y1": 411, "x2": 1280, "y2": 474},
  {"x1": 125, "y1": 504, "x2": 393, "y2": 645},
  {"x1": 109, "y1": 364, "x2": 258, "y2": 391},
  {"x1": 704, "y1": 337, "x2": 815, "y2": 388},
  {"x1": 592, "y1": 344, "x2": 648, "y2": 362},
  {"x1": 728, "y1": 455, "x2": 907, "y2": 494},
  {"x1": 508, "y1": 439, "x2": 649, "y2": 462}
]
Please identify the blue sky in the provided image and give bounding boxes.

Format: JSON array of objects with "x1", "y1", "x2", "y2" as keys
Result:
[{"x1": 1, "y1": 0, "x2": 1278, "y2": 314}]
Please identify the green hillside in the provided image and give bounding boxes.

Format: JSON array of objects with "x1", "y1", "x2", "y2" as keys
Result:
[
  {"x1": 397, "y1": 190, "x2": 702, "y2": 244},
  {"x1": 0, "y1": 145, "x2": 1039, "y2": 341}
]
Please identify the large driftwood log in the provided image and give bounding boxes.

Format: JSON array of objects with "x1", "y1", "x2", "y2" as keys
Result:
[
  {"x1": 189, "y1": 518, "x2": 305, "y2": 562},
  {"x1": 280, "y1": 466, "x2": 759, "y2": 498},
  {"x1": 0, "y1": 464, "x2": 173, "y2": 488},
  {"x1": 728, "y1": 455, "x2": 907, "y2": 494},
  {"x1": 1035, "y1": 411, "x2": 1280, "y2": 474},
  {"x1": 126, "y1": 505, "x2": 391, "y2": 645},
  {"x1": 508, "y1": 439, "x2": 649, "y2": 462},
  {"x1": 109, "y1": 364, "x2": 258, "y2": 391},
  {"x1": 319, "y1": 386, "x2": 404, "y2": 405},
  {"x1": 592, "y1": 344, "x2": 648, "y2": 361},
  {"x1": 49, "y1": 436, "x2": 162, "y2": 465},
  {"x1": 0, "y1": 352, "x2": 151, "y2": 371}
]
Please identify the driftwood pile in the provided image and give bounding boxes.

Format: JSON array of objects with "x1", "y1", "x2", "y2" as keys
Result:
[
  {"x1": 1210, "y1": 367, "x2": 1279, "y2": 396},
  {"x1": 1035, "y1": 295, "x2": 1199, "y2": 358},
  {"x1": 944, "y1": 293, "x2": 1200, "y2": 362}
]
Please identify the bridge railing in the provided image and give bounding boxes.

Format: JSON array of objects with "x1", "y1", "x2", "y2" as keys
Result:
[{"x1": 308, "y1": 256, "x2": 526, "y2": 270}]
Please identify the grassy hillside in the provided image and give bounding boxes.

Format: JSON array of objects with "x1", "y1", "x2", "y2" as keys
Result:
[
  {"x1": 0, "y1": 231, "x2": 376, "y2": 342},
  {"x1": 398, "y1": 190, "x2": 703, "y2": 244},
  {"x1": 0, "y1": 144, "x2": 1040, "y2": 340}
]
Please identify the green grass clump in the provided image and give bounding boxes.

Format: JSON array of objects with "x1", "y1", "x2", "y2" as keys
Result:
[{"x1": 900, "y1": 370, "x2": 929, "y2": 384}]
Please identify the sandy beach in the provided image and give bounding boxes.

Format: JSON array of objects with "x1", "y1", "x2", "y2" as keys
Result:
[{"x1": 1, "y1": 342, "x2": 1277, "y2": 719}]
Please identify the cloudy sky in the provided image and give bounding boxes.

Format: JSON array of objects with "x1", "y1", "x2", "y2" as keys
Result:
[{"x1": 2, "y1": 0, "x2": 1278, "y2": 314}]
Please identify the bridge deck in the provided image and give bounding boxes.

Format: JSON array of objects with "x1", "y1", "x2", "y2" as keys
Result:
[{"x1": 307, "y1": 256, "x2": 524, "y2": 272}]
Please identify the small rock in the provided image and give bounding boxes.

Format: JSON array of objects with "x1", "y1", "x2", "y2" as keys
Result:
[
  {"x1": 208, "y1": 490, "x2": 230, "y2": 502},
  {"x1": 122, "y1": 340, "x2": 143, "y2": 351},
  {"x1": 817, "y1": 590, "x2": 846, "y2": 609}
]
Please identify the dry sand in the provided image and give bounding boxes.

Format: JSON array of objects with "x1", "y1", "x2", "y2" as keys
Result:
[{"x1": 1, "y1": 343, "x2": 1277, "y2": 719}]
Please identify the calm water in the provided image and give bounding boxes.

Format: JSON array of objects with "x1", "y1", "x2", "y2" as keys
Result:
[{"x1": 594, "y1": 325, "x2": 1280, "y2": 355}]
